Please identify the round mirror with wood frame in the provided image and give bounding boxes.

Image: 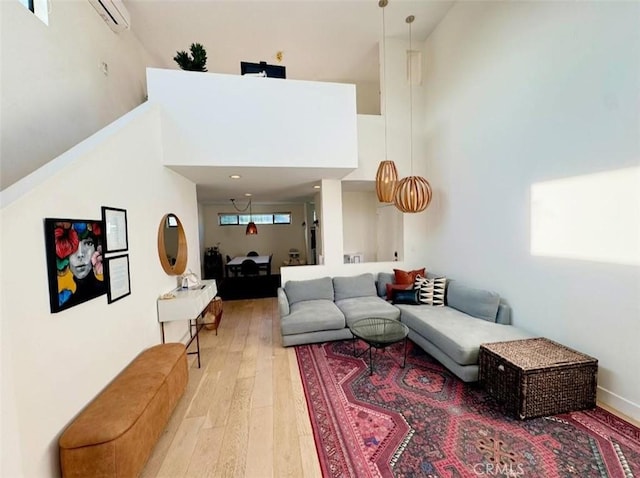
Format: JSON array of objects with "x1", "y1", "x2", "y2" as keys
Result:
[{"x1": 157, "y1": 214, "x2": 188, "y2": 275}]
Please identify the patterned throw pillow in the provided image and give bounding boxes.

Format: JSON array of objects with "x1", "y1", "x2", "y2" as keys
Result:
[
  {"x1": 414, "y1": 276, "x2": 447, "y2": 306},
  {"x1": 393, "y1": 268, "x2": 426, "y2": 285}
]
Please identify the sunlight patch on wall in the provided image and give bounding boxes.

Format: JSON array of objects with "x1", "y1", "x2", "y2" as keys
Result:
[{"x1": 531, "y1": 166, "x2": 640, "y2": 266}]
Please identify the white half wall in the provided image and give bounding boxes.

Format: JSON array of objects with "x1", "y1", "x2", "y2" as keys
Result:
[
  {"x1": 0, "y1": 0, "x2": 151, "y2": 190},
  {"x1": 147, "y1": 68, "x2": 358, "y2": 170},
  {"x1": 319, "y1": 179, "x2": 344, "y2": 266},
  {"x1": 0, "y1": 105, "x2": 200, "y2": 477},
  {"x1": 421, "y1": 1, "x2": 640, "y2": 419},
  {"x1": 281, "y1": 261, "x2": 406, "y2": 285}
]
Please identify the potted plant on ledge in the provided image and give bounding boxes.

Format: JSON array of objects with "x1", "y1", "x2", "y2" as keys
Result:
[{"x1": 173, "y1": 43, "x2": 208, "y2": 72}]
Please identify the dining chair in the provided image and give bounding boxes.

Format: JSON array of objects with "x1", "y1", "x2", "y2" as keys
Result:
[
  {"x1": 241, "y1": 259, "x2": 259, "y2": 277},
  {"x1": 247, "y1": 251, "x2": 259, "y2": 257},
  {"x1": 225, "y1": 255, "x2": 234, "y2": 277}
]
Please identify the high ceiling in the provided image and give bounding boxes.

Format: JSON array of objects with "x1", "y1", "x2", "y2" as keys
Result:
[{"x1": 127, "y1": 0, "x2": 454, "y2": 203}]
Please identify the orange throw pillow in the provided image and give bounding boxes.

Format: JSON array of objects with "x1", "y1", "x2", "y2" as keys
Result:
[{"x1": 394, "y1": 268, "x2": 426, "y2": 285}]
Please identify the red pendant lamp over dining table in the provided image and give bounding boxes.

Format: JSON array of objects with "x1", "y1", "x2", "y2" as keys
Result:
[
  {"x1": 245, "y1": 220, "x2": 258, "y2": 235},
  {"x1": 231, "y1": 198, "x2": 258, "y2": 235}
]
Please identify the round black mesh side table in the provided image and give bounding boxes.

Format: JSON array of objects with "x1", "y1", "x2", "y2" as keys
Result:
[{"x1": 349, "y1": 317, "x2": 409, "y2": 375}]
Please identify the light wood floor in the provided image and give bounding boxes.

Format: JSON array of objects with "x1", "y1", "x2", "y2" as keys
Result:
[
  {"x1": 141, "y1": 297, "x2": 638, "y2": 478},
  {"x1": 141, "y1": 298, "x2": 322, "y2": 478}
]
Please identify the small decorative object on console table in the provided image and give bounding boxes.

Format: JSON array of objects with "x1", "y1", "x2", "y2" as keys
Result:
[
  {"x1": 479, "y1": 337, "x2": 598, "y2": 419},
  {"x1": 156, "y1": 279, "x2": 217, "y2": 368}
]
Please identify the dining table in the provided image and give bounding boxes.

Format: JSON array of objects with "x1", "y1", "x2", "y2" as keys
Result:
[{"x1": 226, "y1": 255, "x2": 272, "y2": 277}]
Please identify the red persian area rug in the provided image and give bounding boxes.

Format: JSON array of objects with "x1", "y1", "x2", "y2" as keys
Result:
[{"x1": 295, "y1": 340, "x2": 640, "y2": 478}]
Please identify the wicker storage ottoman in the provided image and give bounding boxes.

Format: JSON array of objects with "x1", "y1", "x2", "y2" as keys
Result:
[{"x1": 479, "y1": 338, "x2": 598, "y2": 419}]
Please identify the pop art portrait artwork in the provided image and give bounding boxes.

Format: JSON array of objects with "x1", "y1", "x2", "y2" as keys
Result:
[{"x1": 44, "y1": 218, "x2": 106, "y2": 313}]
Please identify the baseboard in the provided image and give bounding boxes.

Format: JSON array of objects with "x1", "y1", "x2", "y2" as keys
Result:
[{"x1": 597, "y1": 386, "x2": 640, "y2": 423}]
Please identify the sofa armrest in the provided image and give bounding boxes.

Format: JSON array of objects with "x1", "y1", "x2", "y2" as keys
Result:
[
  {"x1": 277, "y1": 288, "x2": 290, "y2": 317},
  {"x1": 496, "y1": 302, "x2": 511, "y2": 325}
]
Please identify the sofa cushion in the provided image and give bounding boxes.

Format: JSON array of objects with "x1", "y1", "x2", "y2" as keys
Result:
[
  {"x1": 397, "y1": 305, "x2": 532, "y2": 365},
  {"x1": 284, "y1": 277, "x2": 334, "y2": 305},
  {"x1": 335, "y1": 296, "x2": 400, "y2": 327},
  {"x1": 376, "y1": 272, "x2": 395, "y2": 298},
  {"x1": 277, "y1": 288, "x2": 290, "y2": 316},
  {"x1": 333, "y1": 273, "x2": 377, "y2": 301},
  {"x1": 447, "y1": 281, "x2": 500, "y2": 322},
  {"x1": 281, "y1": 299, "x2": 345, "y2": 335}
]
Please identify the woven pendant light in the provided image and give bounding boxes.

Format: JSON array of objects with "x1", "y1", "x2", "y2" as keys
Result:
[
  {"x1": 374, "y1": 0, "x2": 397, "y2": 203},
  {"x1": 375, "y1": 160, "x2": 398, "y2": 203},
  {"x1": 395, "y1": 176, "x2": 432, "y2": 212},
  {"x1": 394, "y1": 14, "x2": 432, "y2": 214}
]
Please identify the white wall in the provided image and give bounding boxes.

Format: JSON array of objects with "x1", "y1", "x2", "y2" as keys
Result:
[
  {"x1": 318, "y1": 179, "x2": 344, "y2": 266},
  {"x1": 421, "y1": 1, "x2": 640, "y2": 418},
  {"x1": 343, "y1": 39, "x2": 428, "y2": 266},
  {"x1": 342, "y1": 191, "x2": 377, "y2": 263},
  {"x1": 345, "y1": 36, "x2": 427, "y2": 184},
  {"x1": 147, "y1": 68, "x2": 358, "y2": 170},
  {"x1": 0, "y1": 0, "x2": 152, "y2": 190},
  {"x1": 355, "y1": 80, "x2": 381, "y2": 115},
  {"x1": 0, "y1": 105, "x2": 201, "y2": 477},
  {"x1": 376, "y1": 203, "x2": 403, "y2": 262},
  {"x1": 201, "y1": 202, "x2": 307, "y2": 274}
]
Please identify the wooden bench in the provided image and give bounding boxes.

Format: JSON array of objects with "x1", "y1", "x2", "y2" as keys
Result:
[{"x1": 59, "y1": 343, "x2": 188, "y2": 478}]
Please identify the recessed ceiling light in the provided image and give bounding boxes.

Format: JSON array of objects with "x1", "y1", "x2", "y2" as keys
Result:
[
  {"x1": 230, "y1": 175, "x2": 241, "y2": 179},
  {"x1": 313, "y1": 185, "x2": 321, "y2": 189},
  {"x1": 244, "y1": 193, "x2": 252, "y2": 197}
]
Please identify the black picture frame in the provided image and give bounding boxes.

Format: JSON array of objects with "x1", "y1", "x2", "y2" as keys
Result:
[
  {"x1": 101, "y1": 206, "x2": 128, "y2": 253},
  {"x1": 104, "y1": 253, "x2": 131, "y2": 304},
  {"x1": 44, "y1": 218, "x2": 107, "y2": 313}
]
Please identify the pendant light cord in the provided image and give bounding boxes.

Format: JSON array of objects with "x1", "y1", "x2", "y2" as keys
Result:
[
  {"x1": 407, "y1": 15, "x2": 414, "y2": 174},
  {"x1": 380, "y1": 0, "x2": 388, "y2": 161},
  {"x1": 230, "y1": 198, "x2": 251, "y2": 212}
]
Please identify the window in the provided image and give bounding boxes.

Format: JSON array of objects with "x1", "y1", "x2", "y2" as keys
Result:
[
  {"x1": 18, "y1": 0, "x2": 49, "y2": 24},
  {"x1": 218, "y1": 212, "x2": 291, "y2": 226},
  {"x1": 19, "y1": 0, "x2": 34, "y2": 13}
]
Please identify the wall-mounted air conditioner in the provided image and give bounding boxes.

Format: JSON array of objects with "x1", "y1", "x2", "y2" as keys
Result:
[{"x1": 88, "y1": 0, "x2": 131, "y2": 33}]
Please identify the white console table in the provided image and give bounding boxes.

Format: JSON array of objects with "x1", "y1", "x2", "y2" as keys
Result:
[{"x1": 157, "y1": 279, "x2": 217, "y2": 368}]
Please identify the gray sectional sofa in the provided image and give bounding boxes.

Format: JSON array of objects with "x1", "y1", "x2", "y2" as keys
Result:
[
  {"x1": 278, "y1": 271, "x2": 532, "y2": 382},
  {"x1": 390, "y1": 273, "x2": 532, "y2": 382}
]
